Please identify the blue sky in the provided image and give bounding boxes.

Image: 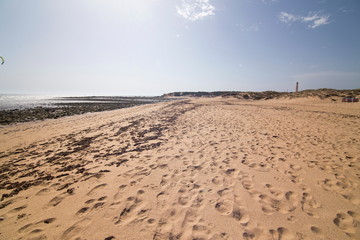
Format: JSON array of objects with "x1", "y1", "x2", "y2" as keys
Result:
[{"x1": 0, "y1": 0, "x2": 359, "y2": 95}]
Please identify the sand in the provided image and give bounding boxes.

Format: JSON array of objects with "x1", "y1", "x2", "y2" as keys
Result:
[{"x1": 0, "y1": 97, "x2": 359, "y2": 240}]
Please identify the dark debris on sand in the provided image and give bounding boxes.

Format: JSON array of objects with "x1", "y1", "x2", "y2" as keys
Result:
[
  {"x1": 0, "y1": 100, "x2": 200, "y2": 202},
  {"x1": 0, "y1": 97, "x2": 168, "y2": 125}
]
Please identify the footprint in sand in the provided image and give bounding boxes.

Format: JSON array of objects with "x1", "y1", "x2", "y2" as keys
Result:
[
  {"x1": 86, "y1": 183, "x2": 107, "y2": 196},
  {"x1": 215, "y1": 200, "x2": 233, "y2": 215},
  {"x1": 46, "y1": 193, "x2": 68, "y2": 208},
  {"x1": 242, "y1": 228, "x2": 263, "y2": 240},
  {"x1": 214, "y1": 190, "x2": 250, "y2": 226},
  {"x1": 333, "y1": 211, "x2": 360, "y2": 238},
  {"x1": 3, "y1": 204, "x2": 27, "y2": 219},
  {"x1": 35, "y1": 187, "x2": 51, "y2": 196},
  {"x1": 301, "y1": 192, "x2": 321, "y2": 218},
  {"x1": 257, "y1": 190, "x2": 297, "y2": 215},
  {"x1": 310, "y1": 226, "x2": 325, "y2": 239},
  {"x1": 18, "y1": 223, "x2": 34, "y2": 234},
  {"x1": 0, "y1": 197, "x2": 24, "y2": 210},
  {"x1": 176, "y1": 183, "x2": 201, "y2": 208},
  {"x1": 319, "y1": 176, "x2": 357, "y2": 195},
  {"x1": 190, "y1": 223, "x2": 213, "y2": 240},
  {"x1": 284, "y1": 170, "x2": 303, "y2": 185},
  {"x1": 147, "y1": 218, "x2": 156, "y2": 225},
  {"x1": 76, "y1": 207, "x2": 90, "y2": 217},
  {"x1": 217, "y1": 188, "x2": 232, "y2": 197},
  {"x1": 62, "y1": 218, "x2": 92, "y2": 240},
  {"x1": 268, "y1": 227, "x2": 295, "y2": 240},
  {"x1": 212, "y1": 176, "x2": 223, "y2": 185},
  {"x1": 289, "y1": 163, "x2": 302, "y2": 171},
  {"x1": 98, "y1": 196, "x2": 107, "y2": 201},
  {"x1": 160, "y1": 174, "x2": 171, "y2": 187},
  {"x1": 85, "y1": 199, "x2": 96, "y2": 204},
  {"x1": 232, "y1": 206, "x2": 250, "y2": 226},
  {"x1": 76, "y1": 196, "x2": 108, "y2": 217},
  {"x1": 92, "y1": 201, "x2": 105, "y2": 210},
  {"x1": 342, "y1": 194, "x2": 360, "y2": 205},
  {"x1": 113, "y1": 184, "x2": 128, "y2": 200},
  {"x1": 224, "y1": 168, "x2": 239, "y2": 178},
  {"x1": 18, "y1": 217, "x2": 57, "y2": 240},
  {"x1": 241, "y1": 159, "x2": 270, "y2": 172},
  {"x1": 239, "y1": 172, "x2": 254, "y2": 191},
  {"x1": 156, "y1": 191, "x2": 169, "y2": 208},
  {"x1": 113, "y1": 190, "x2": 148, "y2": 225},
  {"x1": 264, "y1": 184, "x2": 283, "y2": 198}
]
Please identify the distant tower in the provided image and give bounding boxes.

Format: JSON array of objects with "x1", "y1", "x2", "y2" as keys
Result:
[{"x1": 296, "y1": 82, "x2": 299, "y2": 92}]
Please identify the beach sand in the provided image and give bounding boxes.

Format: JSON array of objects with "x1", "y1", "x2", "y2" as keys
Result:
[{"x1": 0, "y1": 97, "x2": 359, "y2": 240}]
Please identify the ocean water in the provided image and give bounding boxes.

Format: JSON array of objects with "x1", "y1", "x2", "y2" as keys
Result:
[
  {"x1": 0, "y1": 94, "x2": 58, "y2": 110},
  {"x1": 0, "y1": 94, "x2": 163, "y2": 110}
]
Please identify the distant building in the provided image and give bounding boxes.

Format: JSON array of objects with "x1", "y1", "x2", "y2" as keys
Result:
[{"x1": 296, "y1": 82, "x2": 299, "y2": 92}]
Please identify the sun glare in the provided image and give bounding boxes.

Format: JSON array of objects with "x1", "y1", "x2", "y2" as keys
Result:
[{"x1": 83, "y1": 0, "x2": 157, "y2": 18}]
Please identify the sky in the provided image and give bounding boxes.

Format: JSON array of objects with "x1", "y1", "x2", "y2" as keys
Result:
[{"x1": 0, "y1": 0, "x2": 359, "y2": 96}]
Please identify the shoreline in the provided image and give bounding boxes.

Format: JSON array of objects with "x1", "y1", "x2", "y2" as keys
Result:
[
  {"x1": 0, "y1": 96, "x2": 169, "y2": 125},
  {"x1": 1, "y1": 88, "x2": 358, "y2": 125}
]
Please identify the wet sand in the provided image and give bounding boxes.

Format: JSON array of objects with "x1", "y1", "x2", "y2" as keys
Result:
[{"x1": 0, "y1": 97, "x2": 359, "y2": 240}]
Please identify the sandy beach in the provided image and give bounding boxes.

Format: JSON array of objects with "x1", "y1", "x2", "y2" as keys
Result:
[{"x1": 0, "y1": 97, "x2": 359, "y2": 240}]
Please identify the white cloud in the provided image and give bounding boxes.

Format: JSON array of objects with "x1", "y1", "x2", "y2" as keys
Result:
[
  {"x1": 279, "y1": 11, "x2": 330, "y2": 29},
  {"x1": 279, "y1": 12, "x2": 300, "y2": 25},
  {"x1": 176, "y1": 0, "x2": 215, "y2": 21},
  {"x1": 302, "y1": 12, "x2": 330, "y2": 28}
]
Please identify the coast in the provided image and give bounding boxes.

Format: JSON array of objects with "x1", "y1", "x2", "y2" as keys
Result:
[
  {"x1": 0, "y1": 96, "x2": 166, "y2": 125},
  {"x1": 0, "y1": 97, "x2": 359, "y2": 239}
]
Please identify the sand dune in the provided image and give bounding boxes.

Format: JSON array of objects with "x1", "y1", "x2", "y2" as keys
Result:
[{"x1": 0, "y1": 97, "x2": 359, "y2": 240}]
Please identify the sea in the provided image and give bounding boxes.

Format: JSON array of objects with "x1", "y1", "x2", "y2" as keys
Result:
[
  {"x1": 0, "y1": 94, "x2": 58, "y2": 110},
  {"x1": 0, "y1": 94, "x2": 162, "y2": 110}
]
